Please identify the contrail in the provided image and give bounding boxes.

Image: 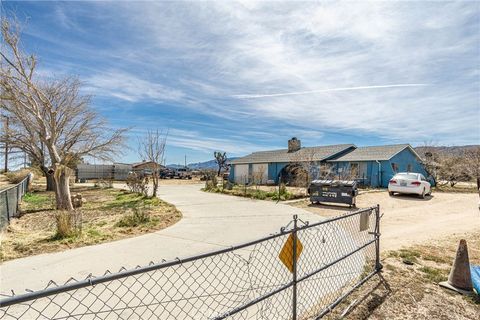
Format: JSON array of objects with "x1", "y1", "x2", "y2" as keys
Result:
[{"x1": 232, "y1": 84, "x2": 428, "y2": 99}]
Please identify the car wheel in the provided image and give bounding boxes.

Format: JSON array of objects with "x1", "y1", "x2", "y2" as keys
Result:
[
  {"x1": 389, "y1": 191, "x2": 394, "y2": 196},
  {"x1": 420, "y1": 188, "x2": 426, "y2": 199}
]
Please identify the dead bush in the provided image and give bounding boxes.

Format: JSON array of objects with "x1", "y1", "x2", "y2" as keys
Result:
[
  {"x1": 94, "y1": 179, "x2": 113, "y2": 189},
  {"x1": 204, "y1": 172, "x2": 218, "y2": 190},
  {"x1": 5, "y1": 169, "x2": 31, "y2": 184},
  {"x1": 126, "y1": 173, "x2": 149, "y2": 196},
  {"x1": 54, "y1": 210, "x2": 82, "y2": 239}
]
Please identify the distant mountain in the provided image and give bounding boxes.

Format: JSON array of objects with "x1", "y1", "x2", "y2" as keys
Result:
[
  {"x1": 414, "y1": 145, "x2": 479, "y2": 158},
  {"x1": 167, "y1": 157, "x2": 239, "y2": 170}
]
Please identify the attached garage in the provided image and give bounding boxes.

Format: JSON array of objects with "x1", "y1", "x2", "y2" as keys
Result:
[{"x1": 234, "y1": 164, "x2": 249, "y2": 184}]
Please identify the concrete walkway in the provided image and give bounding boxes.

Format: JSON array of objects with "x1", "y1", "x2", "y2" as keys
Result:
[{"x1": 1, "y1": 184, "x2": 321, "y2": 294}]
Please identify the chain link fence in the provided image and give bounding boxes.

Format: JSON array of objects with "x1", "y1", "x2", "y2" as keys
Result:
[
  {"x1": 0, "y1": 206, "x2": 381, "y2": 319},
  {"x1": 0, "y1": 175, "x2": 30, "y2": 229}
]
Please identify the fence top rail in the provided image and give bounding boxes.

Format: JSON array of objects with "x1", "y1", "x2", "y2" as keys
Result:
[
  {"x1": 0, "y1": 204, "x2": 378, "y2": 308},
  {"x1": 298, "y1": 205, "x2": 378, "y2": 230},
  {"x1": 0, "y1": 175, "x2": 30, "y2": 195}
]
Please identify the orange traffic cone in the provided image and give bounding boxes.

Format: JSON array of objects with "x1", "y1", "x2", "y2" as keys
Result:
[{"x1": 439, "y1": 239, "x2": 473, "y2": 295}]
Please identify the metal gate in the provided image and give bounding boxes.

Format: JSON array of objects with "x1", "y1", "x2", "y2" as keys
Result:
[{"x1": 0, "y1": 206, "x2": 381, "y2": 319}]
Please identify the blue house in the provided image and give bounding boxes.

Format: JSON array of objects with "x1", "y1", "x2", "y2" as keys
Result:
[
  {"x1": 229, "y1": 138, "x2": 428, "y2": 188},
  {"x1": 328, "y1": 144, "x2": 428, "y2": 187},
  {"x1": 229, "y1": 138, "x2": 355, "y2": 184}
]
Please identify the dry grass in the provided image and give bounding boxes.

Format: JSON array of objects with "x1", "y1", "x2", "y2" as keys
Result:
[
  {"x1": 204, "y1": 184, "x2": 306, "y2": 201},
  {"x1": 434, "y1": 183, "x2": 478, "y2": 193},
  {"x1": 0, "y1": 185, "x2": 181, "y2": 262},
  {"x1": 325, "y1": 232, "x2": 480, "y2": 319}
]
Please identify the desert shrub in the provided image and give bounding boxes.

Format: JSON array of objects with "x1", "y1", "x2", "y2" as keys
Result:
[
  {"x1": 54, "y1": 210, "x2": 82, "y2": 239},
  {"x1": 5, "y1": 169, "x2": 31, "y2": 184},
  {"x1": 126, "y1": 173, "x2": 149, "y2": 196},
  {"x1": 279, "y1": 183, "x2": 287, "y2": 195},
  {"x1": 204, "y1": 172, "x2": 218, "y2": 191},
  {"x1": 252, "y1": 190, "x2": 267, "y2": 200},
  {"x1": 94, "y1": 179, "x2": 113, "y2": 189},
  {"x1": 115, "y1": 207, "x2": 150, "y2": 227},
  {"x1": 272, "y1": 184, "x2": 294, "y2": 201}
]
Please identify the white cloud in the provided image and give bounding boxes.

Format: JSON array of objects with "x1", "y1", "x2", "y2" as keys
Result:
[
  {"x1": 232, "y1": 84, "x2": 429, "y2": 99},
  {"x1": 31, "y1": 1, "x2": 480, "y2": 148},
  {"x1": 84, "y1": 71, "x2": 185, "y2": 103}
]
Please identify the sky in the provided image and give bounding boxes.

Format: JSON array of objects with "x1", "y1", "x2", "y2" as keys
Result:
[{"x1": 2, "y1": 0, "x2": 479, "y2": 165}]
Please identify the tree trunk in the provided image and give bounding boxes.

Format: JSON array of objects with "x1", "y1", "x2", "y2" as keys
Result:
[
  {"x1": 152, "y1": 173, "x2": 158, "y2": 197},
  {"x1": 217, "y1": 166, "x2": 221, "y2": 177},
  {"x1": 53, "y1": 164, "x2": 74, "y2": 211},
  {"x1": 41, "y1": 166, "x2": 55, "y2": 191}
]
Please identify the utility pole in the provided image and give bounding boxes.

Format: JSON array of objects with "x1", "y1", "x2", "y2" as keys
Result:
[{"x1": 184, "y1": 155, "x2": 187, "y2": 168}]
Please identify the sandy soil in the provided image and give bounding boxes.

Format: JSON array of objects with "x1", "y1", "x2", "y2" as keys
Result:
[
  {"x1": 292, "y1": 191, "x2": 480, "y2": 251},
  {"x1": 326, "y1": 232, "x2": 480, "y2": 320}
]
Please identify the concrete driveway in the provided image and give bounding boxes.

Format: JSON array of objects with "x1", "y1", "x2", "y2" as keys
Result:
[{"x1": 1, "y1": 184, "x2": 322, "y2": 294}]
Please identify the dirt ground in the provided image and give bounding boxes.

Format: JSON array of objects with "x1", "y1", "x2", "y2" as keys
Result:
[
  {"x1": 0, "y1": 185, "x2": 181, "y2": 261},
  {"x1": 0, "y1": 174, "x2": 12, "y2": 190},
  {"x1": 292, "y1": 191, "x2": 480, "y2": 251},
  {"x1": 325, "y1": 232, "x2": 480, "y2": 320}
]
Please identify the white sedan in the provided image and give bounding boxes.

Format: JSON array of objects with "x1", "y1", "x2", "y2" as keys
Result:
[{"x1": 388, "y1": 172, "x2": 431, "y2": 199}]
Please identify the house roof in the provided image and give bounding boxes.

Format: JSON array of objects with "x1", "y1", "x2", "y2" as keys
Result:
[
  {"x1": 328, "y1": 144, "x2": 418, "y2": 162},
  {"x1": 231, "y1": 144, "x2": 355, "y2": 164},
  {"x1": 132, "y1": 161, "x2": 160, "y2": 167}
]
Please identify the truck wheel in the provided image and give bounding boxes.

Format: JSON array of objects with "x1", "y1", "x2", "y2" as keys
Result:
[{"x1": 389, "y1": 191, "x2": 394, "y2": 196}]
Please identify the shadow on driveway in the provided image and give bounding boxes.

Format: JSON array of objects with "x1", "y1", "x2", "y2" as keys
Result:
[{"x1": 389, "y1": 193, "x2": 434, "y2": 201}]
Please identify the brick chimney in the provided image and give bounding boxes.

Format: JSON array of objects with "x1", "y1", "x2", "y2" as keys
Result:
[{"x1": 288, "y1": 137, "x2": 301, "y2": 152}]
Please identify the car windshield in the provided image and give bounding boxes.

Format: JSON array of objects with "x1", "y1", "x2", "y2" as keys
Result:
[{"x1": 394, "y1": 173, "x2": 418, "y2": 180}]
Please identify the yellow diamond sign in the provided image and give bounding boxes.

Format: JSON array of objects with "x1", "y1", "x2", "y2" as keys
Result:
[{"x1": 278, "y1": 234, "x2": 303, "y2": 273}]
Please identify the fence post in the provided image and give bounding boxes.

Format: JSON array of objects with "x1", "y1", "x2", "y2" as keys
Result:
[
  {"x1": 16, "y1": 184, "x2": 20, "y2": 214},
  {"x1": 292, "y1": 214, "x2": 298, "y2": 320},
  {"x1": 375, "y1": 205, "x2": 382, "y2": 271},
  {"x1": 5, "y1": 190, "x2": 10, "y2": 222}
]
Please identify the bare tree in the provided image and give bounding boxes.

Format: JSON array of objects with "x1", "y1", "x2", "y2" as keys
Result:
[
  {"x1": 214, "y1": 151, "x2": 228, "y2": 177},
  {"x1": 0, "y1": 18, "x2": 126, "y2": 209},
  {"x1": 464, "y1": 147, "x2": 480, "y2": 194},
  {"x1": 138, "y1": 129, "x2": 167, "y2": 197},
  {"x1": 290, "y1": 148, "x2": 318, "y2": 188},
  {"x1": 318, "y1": 163, "x2": 335, "y2": 179},
  {"x1": 251, "y1": 164, "x2": 266, "y2": 189},
  {"x1": 419, "y1": 141, "x2": 442, "y2": 183},
  {"x1": 438, "y1": 154, "x2": 468, "y2": 187},
  {"x1": 0, "y1": 111, "x2": 55, "y2": 188}
]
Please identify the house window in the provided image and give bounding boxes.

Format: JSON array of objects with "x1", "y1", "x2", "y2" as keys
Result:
[
  {"x1": 407, "y1": 164, "x2": 413, "y2": 172},
  {"x1": 319, "y1": 163, "x2": 334, "y2": 179},
  {"x1": 391, "y1": 163, "x2": 399, "y2": 173}
]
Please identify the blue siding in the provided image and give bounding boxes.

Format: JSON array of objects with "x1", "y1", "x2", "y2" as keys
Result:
[
  {"x1": 230, "y1": 162, "x2": 288, "y2": 183},
  {"x1": 231, "y1": 147, "x2": 427, "y2": 187},
  {"x1": 332, "y1": 148, "x2": 427, "y2": 188},
  {"x1": 333, "y1": 161, "x2": 382, "y2": 187},
  {"x1": 268, "y1": 162, "x2": 289, "y2": 183},
  {"x1": 382, "y1": 148, "x2": 428, "y2": 187}
]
